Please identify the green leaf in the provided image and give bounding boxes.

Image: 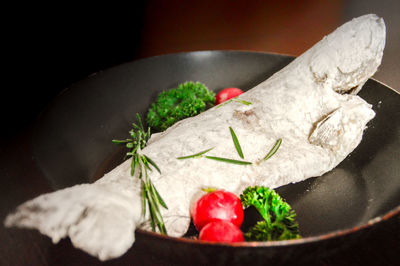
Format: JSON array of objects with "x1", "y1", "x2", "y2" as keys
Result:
[
  {"x1": 141, "y1": 180, "x2": 147, "y2": 217},
  {"x1": 145, "y1": 181, "x2": 167, "y2": 234},
  {"x1": 130, "y1": 155, "x2": 137, "y2": 176},
  {"x1": 216, "y1": 99, "x2": 232, "y2": 108},
  {"x1": 229, "y1": 127, "x2": 244, "y2": 159},
  {"x1": 136, "y1": 113, "x2": 145, "y2": 132},
  {"x1": 132, "y1": 123, "x2": 141, "y2": 131},
  {"x1": 142, "y1": 156, "x2": 153, "y2": 172},
  {"x1": 233, "y1": 98, "x2": 252, "y2": 105},
  {"x1": 148, "y1": 200, "x2": 156, "y2": 232},
  {"x1": 147, "y1": 127, "x2": 151, "y2": 139},
  {"x1": 138, "y1": 170, "x2": 143, "y2": 180},
  {"x1": 112, "y1": 139, "x2": 132, "y2": 144},
  {"x1": 144, "y1": 155, "x2": 161, "y2": 174},
  {"x1": 154, "y1": 190, "x2": 168, "y2": 210},
  {"x1": 216, "y1": 98, "x2": 252, "y2": 108},
  {"x1": 177, "y1": 147, "x2": 214, "y2": 159},
  {"x1": 201, "y1": 187, "x2": 217, "y2": 193},
  {"x1": 150, "y1": 180, "x2": 168, "y2": 209},
  {"x1": 263, "y1": 138, "x2": 282, "y2": 161},
  {"x1": 126, "y1": 142, "x2": 134, "y2": 149},
  {"x1": 205, "y1": 156, "x2": 252, "y2": 165}
]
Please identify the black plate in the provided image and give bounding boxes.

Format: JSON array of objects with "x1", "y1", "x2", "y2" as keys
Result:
[{"x1": 31, "y1": 51, "x2": 400, "y2": 265}]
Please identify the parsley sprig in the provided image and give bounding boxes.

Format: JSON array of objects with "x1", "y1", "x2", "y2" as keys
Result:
[
  {"x1": 113, "y1": 114, "x2": 168, "y2": 234},
  {"x1": 240, "y1": 186, "x2": 300, "y2": 241}
]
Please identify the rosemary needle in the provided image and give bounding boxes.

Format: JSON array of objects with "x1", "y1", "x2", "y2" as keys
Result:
[
  {"x1": 229, "y1": 127, "x2": 244, "y2": 159},
  {"x1": 216, "y1": 99, "x2": 232, "y2": 108},
  {"x1": 263, "y1": 138, "x2": 282, "y2": 161},
  {"x1": 216, "y1": 98, "x2": 252, "y2": 108},
  {"x1": 177, "y1": 147, "x2": 214, "y2": 159},
  {"x1": 205, "y1": 156, "x2": 252, "y2": 165},
  {"x1": 234, "y1": 99, "x2": 252, "y2": 106}
]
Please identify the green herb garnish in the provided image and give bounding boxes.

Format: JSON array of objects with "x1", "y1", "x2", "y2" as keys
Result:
[
  {"x1": 234, "y1": 98, "x2": 252, "y2": 105},
  {"x1": 177, "y1": 147, "x2": 214, "y2": 159},
  {"x1": 263, "y1": 138, "x2": 282, "y2": 161},
  {"x1": 146, "y1": 81, "x2": 216, "y2": 132},
  {"x1": 240, "y1": 186, "x2": 300, "y2": 241},
  {"x1": 205, "y1": 156, "x2": 252, "y2": 165},
  {"x1": 177, "y1": 148, "x2": 251, "y2": 165},
  {"x1": 217, "y1": 98, "x2": 252, "y2": 108},
  {"x1": 201, "y1": 187, "x2": 217, "y2": 193},
  {"x1": 113, "y1": 113, "x2": 168, "y2": 235},
  {"x1": 229, "y1": 127, "x2": 244, "y2": 159}
]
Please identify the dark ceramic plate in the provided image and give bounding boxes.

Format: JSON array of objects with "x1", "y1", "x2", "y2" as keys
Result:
[{"x1": 32, "y1": 51, "x2": 400, "y2": 265}]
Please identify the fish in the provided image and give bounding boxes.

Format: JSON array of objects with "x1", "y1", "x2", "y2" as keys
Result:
[{"x1": 4, "y1": 14, "x2": 386, "y2": 261}]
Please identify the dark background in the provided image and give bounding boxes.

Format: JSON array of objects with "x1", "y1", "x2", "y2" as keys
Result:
[
  {"x1": 3, "y1": 4, "x2": 147, "y2": 138},
  {"x1": 4, "y1": 0, "x2": 399, "y2": 139}
]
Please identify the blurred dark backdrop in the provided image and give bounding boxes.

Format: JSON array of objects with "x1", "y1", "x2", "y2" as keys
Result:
[
  {"x1": 4, "y1": 0, "x2": 399, "y2": 138},
  {"x1": 4, "y1": 4, "x2": 147, "y2": 138}
]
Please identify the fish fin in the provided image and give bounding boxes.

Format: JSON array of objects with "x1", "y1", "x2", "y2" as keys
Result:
[{"x1": 309, "y1": 101, "x2": 375, "y2": 158}]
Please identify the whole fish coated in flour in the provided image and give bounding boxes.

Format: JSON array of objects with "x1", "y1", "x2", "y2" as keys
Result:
[{"x1": 4, "y1": 14, "x2": 386, "y2": 261}]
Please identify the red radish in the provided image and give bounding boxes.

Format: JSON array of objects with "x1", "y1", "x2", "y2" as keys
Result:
[
  {"x1": 191, "y1": 190, "x2": 244, "y2": 231},
  {"x1": 199, "y1": 221, "x2": 244, "y2": 242},
  {"x1": 216, "y1": 88, "x2": 244, "y2": 105}
]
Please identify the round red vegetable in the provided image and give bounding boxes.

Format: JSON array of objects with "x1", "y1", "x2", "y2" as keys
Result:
[
  {"x1": 215, "y1": 87, "x2": 244, "y2": 105},
  {"x1": 199, "y1": 221, "x2": 244, "y2": 242},
  {"x1": 191, "y1": 190, "x2": 244, "y2": 231}
]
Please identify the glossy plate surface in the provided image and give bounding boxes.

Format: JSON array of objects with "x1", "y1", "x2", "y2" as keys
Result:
[{"x1": 32, "y1": 51, "x2": 400, "y2": 265}]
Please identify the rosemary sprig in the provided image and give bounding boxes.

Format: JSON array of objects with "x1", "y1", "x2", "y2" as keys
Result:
[
  {"x1": 263, "y1": 138, "x2": 282, "y2": 161},
  {"x1": 175, "y1": 124, "x2": 281, "y2": 168},
  {"x1": 229, "y1": 127, "x2": 244, "y2": 159},
  {"x1": 177, "y1": 148, "x2": 214, "y2": 159},
  {"x1": 113, "y1": 113, "x2": 168, "y2": 235},
  {"x1": 205, "y1": 156, "x2": 252, "y2": 165}
]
